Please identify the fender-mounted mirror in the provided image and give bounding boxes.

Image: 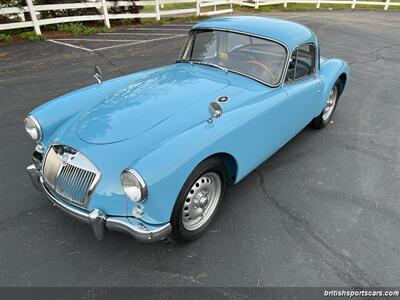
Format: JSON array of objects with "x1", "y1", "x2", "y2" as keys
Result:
[{"x1": 207, "y1": 101, "x2": 223, "y2": 123}]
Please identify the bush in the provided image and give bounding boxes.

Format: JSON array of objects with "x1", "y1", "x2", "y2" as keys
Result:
[
  {"x1": 56, "y1": 22, "x2": 109, "y2": 34},
  {"x1": 34, "y1": 0, "x2": 99, "y2": 19},
  {"x1": 57, "y1": 22, "x2": 96, "y2": 34},
  {"x1": 0, "y1": 33, "x2": 12, "y2": 43},
  {"x1": 19, "y1": 31, "x2": 44, "y2": 41}
]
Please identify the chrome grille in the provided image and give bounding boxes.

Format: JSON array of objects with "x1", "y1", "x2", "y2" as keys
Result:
[
  {"x1": 42, "y1": 145, "x2": 100, "y2": 207},
  {"x1": 55, "y1": 164, "x2": 96, "y2": 205}
]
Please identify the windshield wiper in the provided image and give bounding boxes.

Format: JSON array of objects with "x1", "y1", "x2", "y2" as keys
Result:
[
  {"x1": 192, "y1": 60, "x2": 229, "y2": 73},
  {"x1": 176, "y1": 59, "x2": 228, "y2": 73},
  {"x1": 176, "y1": 59, "x2": 192, "y2": 64}
]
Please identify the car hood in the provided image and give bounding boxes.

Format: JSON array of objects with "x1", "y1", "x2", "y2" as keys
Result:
[{"x1": 77, "y1": 65, "x2": 229, "y2": 144}]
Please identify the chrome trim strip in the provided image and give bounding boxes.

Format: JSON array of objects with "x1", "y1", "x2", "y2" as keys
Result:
[
  {"x1": 107, "y1": 218, "x2": 172, "y2": 242},
  {"x1": 178, "y1": 32, "x2": 193, "y2": 59},
  {"x1": 26, "y1": 164, "x2": 171, "y2": 242},
  {"x1": 180, "y1": 28, "x2": 290, "y2": 88}
]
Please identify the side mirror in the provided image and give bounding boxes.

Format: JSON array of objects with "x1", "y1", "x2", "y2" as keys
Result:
[
  {"x1": 207, "y1": 101, "x2": 223, "y2": 123},
  {"x1": 94, "y1": 66, "x2": 102, "y2": 84}
]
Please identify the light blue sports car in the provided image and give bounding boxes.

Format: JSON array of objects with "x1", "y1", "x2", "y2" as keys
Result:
[{"x1": 25, "y1": 16, "x2": 349, "y2": 242}]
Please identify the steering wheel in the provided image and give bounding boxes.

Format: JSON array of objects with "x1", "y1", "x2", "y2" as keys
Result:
[
  {"x1": 244, "y1": 60, "x2": 276, "y2": 83},
  {"x1": 295, "y1": 60, "x2": 312, "y2": 77}
]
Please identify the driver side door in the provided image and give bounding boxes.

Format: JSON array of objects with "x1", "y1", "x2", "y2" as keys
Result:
[{"x1": 281, "y1": 43, "x2": 323, "y2": 138}]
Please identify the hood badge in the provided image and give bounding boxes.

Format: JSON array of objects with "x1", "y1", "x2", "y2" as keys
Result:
[
  {"x1": 61, "y1": 153, "x2": 71, "y2": 164},
  {"x1": 217, "y1": 96, "x2": 229, "y2": 103}
]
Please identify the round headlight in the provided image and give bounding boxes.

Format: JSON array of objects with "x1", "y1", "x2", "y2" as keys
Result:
[
  {"x1": 24, "y1": 115, "x2": 42, "y2": 141},
  {"x1": 121, "y1": 168, "x2": 148, "y2": 202}
]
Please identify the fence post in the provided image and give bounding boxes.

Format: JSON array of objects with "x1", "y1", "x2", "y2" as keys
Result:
[
  {"x1": 155, "y1": 0, "x2": 161, "y2": 20},
  {"x1": 384, "y1": 0, "x2": 390, "y2": 10},
  {"x1": 196, "y1": 0, "x2": 201, "y2": 16},
  {"x1": 26, "y1": 0, "x2": 41, "y2": 35},
  {"x1": 255, "y1": 0, "x2": 259, "y2": 9},
  {"x1": 230, "y1": 0, "x2": 233, "y2": 10},
  {"x1": 316, "y1": 0, "x2": 320, "y2": 8},
  {"x1": 351, "y1": 0, "x2": 356, "y2": 9},
  {"x1": 101, "y1": 0, "x2": 110, "y2": 29}
]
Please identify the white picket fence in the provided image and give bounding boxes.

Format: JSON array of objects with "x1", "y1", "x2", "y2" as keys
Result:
[
  {"x1": 249, "y1": 0, "x2": 399, "y2": 9},
  {"x1": 0, "y1": 0, "x2": 233, "y2": 34},
  {"x1": 0, "y1": 0, "x2": 398, "y2": 35}
]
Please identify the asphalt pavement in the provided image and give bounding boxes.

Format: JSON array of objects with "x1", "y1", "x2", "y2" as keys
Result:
[{"x1": 0, "y1": 10, "x2": 399, "y2": 288}]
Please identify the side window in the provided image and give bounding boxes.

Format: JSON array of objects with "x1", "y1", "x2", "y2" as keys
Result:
[{"x1": 285, "y1": 44, "x2": 315, "y2": 83}]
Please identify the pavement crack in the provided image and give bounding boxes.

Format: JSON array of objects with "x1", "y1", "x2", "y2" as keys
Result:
[
  {"x1": 342, "y1": 141, "x2": 393, "y2": 163},
  {"x1": 349, "y1": 42, "x2": 400, "y2": 66},
  {"x1": 0, "y1": 205, "x2": 48, "y2": 233},
  {"x1": 349, "y1": 54, "x2": 382, "y2": 66},
  {"x1": 304, "y1": 185, "x2": 400, "y2": 228},
  {"x1": 254, "y1": 170, "x2": 379, "y2": 287},
  {"x1": 92, "y1": 51, "x2": 127, "y2": 77},
  {"x1": 369, "y1": 42, "x2": 400, "y2": 56}
]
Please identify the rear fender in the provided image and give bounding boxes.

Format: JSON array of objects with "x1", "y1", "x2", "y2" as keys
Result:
[{"x1": 318, "y1": 58, "x2": 350, "y2": 114}]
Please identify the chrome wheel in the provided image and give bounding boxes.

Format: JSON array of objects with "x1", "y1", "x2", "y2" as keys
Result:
[
  {"x1": 322, "y1": 85, "x2": 338, "y2": 121},
  {"x1": 182, "y1": 172, "x2": 222, "y2": 231}
]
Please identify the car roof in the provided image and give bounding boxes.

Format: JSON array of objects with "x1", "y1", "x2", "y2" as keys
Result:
[{"x1": 192, "y1": 16, "x2": 316, "y2": 50}]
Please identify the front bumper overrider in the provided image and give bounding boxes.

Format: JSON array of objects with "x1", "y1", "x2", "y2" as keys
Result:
[{"x1": 26, "y1": 164, "x2": 171, "y2": 242}]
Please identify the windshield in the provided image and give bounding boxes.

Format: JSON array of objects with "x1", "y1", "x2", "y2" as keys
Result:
[{"x1": 179, "y1": 29, "x2": 287, "y2": 86}]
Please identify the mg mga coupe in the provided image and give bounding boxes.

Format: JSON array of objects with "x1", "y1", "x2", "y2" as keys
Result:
[{"x1": 26, "y1": 16, "x2": 349, "y2": 242}]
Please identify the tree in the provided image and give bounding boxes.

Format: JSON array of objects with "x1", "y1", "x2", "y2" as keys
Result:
[
  {"x1": 0, "y1": 0, "x2": 144, "y2": 25},
  {"x1": 0, "y1": 1, "x2": 25, "y2": 24},
  {"x1": 0, "y1": 0, "x2": 24, "y2": 8},
  {"x1": 109, "y1": 1, "x2": 143, "y2": 23}
]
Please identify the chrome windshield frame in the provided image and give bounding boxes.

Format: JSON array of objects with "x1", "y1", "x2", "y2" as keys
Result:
[{"x1": 177, "y1": 28, "x2": 290, "y2": 88}]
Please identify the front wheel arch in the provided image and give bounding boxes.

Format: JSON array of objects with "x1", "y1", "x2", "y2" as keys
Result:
[
  {"x1": 338, "y1": 73, "x2": 347, "y2": 96},
  {"x1": 204, "y1": 152, "x2": 238, "y2": 184},
  {"x1": 170, "y1": 156, "x2": 229, "y2": 242}
]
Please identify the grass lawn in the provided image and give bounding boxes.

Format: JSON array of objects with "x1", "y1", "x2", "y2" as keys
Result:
[{"x1": 1, "y1": 1, "x2": 399, "y2": 44}]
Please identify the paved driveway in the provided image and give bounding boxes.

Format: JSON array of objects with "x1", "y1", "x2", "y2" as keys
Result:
[{"x1": 0, "y1": 10, "x2": 399, "y2": 287}]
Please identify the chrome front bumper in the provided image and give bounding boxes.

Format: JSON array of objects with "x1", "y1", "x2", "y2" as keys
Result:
[{"x1": 26, "y1": 164, "x2": 171, "y2": 242}]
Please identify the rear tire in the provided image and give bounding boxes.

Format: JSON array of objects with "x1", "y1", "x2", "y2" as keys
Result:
[
  {"x1": 311, "y1": 80, "x2": 340, "y2": 129},
  {"x1": 171, "y1": 157, "x2": 228, "y2": 242}
]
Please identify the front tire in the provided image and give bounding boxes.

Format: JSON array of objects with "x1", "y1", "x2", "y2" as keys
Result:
[
  {"x1": 311, "y1": 81, "x2": 340, "y2": 129},
  {"x1": 171, "y1": 157, "x2": 228, "y2": 242}
]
